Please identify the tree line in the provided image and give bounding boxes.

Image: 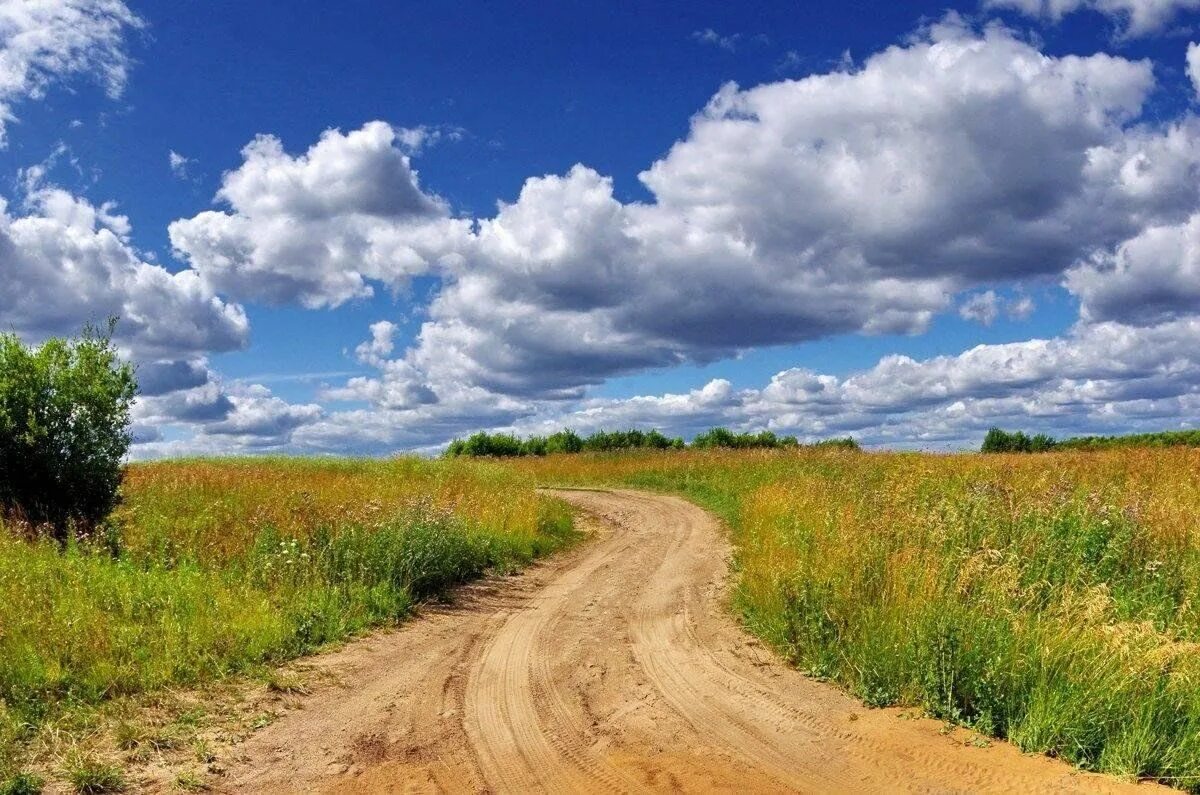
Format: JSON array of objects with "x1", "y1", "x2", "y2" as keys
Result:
[
  {"x1": 444, "y1": 427, "x2": 860, "y2": 458},
  {"x1": 981, "y1": 427, "x2": 1200, "y2": 453}
]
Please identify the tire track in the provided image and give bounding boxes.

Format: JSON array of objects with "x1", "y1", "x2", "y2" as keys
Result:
[{"x1": 463, "y1": 514, "x2": 641, "y2": 793}]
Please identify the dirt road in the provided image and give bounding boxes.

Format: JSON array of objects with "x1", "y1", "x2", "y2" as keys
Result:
[{"x1": 217, "y1": 489, "x2": 1152, "y2": 793}]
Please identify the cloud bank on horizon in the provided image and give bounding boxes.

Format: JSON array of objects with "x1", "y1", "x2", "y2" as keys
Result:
[{"x1": 2, "y1": 0, "x2": 1200, "y2": 454}]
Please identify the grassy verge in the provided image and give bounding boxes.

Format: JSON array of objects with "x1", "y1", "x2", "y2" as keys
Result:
[
  {"x1": 518, "y1": 447, "x2": 1200, "y2": 788},
  {"x1": 0, "y1": 457, "x2": 574, "y2": 788}
]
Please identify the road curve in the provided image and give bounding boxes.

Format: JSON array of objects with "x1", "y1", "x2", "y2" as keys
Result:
[{"x1": 215, "y1": 489, "x2": 1155, "y2": 794}]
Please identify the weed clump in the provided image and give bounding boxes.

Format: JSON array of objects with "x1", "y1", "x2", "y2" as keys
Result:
[{"x1": 62, "y1": 752, "x2": 125, "y2": 793}]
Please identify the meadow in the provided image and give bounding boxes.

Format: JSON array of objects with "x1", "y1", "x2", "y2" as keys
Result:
[
  {"x1": 6, "y1": 444, "x2": 1200, "y2": 790},
  {"x1": 517, "y1": 446, "x2": 1200, "y2": 787},
  {"x1": 0, "y1": 457, "x2": 573, "y2": 788}
]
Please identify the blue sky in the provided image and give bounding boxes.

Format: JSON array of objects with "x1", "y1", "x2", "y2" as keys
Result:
[{"x1": 3, "y1": 0, "x2": 1200, "y2": 454}]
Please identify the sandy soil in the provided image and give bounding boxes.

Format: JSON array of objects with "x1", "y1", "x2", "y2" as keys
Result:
[{"x1": 209, "y1": 489, "x2": 1159, "y2": 794}]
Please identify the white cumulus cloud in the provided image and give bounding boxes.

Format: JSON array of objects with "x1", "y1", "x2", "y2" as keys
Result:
[
  {"x1": 169, "y1": 121, "x2": 472, "y2": 308},
  {"x1": 347, "y1": 17, "x2": 1200, "y2": 403},
  {"x1": 986, "y1": 0, "x2": 1200, "y2": 38},
  {"x1": 960, "y1": 291, "x2": 1001, "y2": 325},
  {"x1": 0, "y1": 0, "x2": 142, "y2": 144},
  {"x1": 0, "y1": 183, "x2": 249, "y2": 360},
  {"x1": 1067, "y1": 212, "x2": 1200, "y2": 324}
]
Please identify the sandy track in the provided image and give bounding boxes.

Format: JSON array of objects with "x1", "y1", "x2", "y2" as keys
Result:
[{"x1": 216, "y1": 489, "x2": 1156, "y2": 794}]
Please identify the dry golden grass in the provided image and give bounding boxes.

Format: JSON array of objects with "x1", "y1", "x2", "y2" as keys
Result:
[{"x1": 116, "y1": 456, "x2": 547, "y2": 563}]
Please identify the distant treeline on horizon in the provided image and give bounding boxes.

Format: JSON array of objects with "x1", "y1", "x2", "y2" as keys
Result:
[
  {"x1": 445, "y1": 426, "x2": 1200, "y2": 458},
  {"x1": 444, "y1": 427, "x2": 860, "y2": 458},
  {"x1": 981, "y1": 427, "x2": 1200, "y2": 453}
]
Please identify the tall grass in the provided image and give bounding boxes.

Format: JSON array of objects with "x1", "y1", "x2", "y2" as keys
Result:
[
  {"x1": 0, "y1": 457, "x2": 573, "y2": 779},
  {"x1": 520, "y1": 447, "x2": 1200, "y2": 787}
]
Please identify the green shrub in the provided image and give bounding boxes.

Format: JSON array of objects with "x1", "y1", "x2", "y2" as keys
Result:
[
  {"x1": 981, "y1": 427, "x2": 1056, "y2": 453},
  {"x1": 0, "y1": 772, "x2": 43, "y2": 795},
  {"x1": 580, "y1": 429, "x2": 684, "y2": 452},
  {"x1": 446, "y1": 431, "x2": 525, "y2": 457},
  {"x1": 0, "y1": 322, "x2": 136, "y2": 541},
  {"x1": 545, "y1": 429, "x2": 584, "y2": 454},
  {"x1": 691, "y1": 427, "x2": 799, "y2": 450}
]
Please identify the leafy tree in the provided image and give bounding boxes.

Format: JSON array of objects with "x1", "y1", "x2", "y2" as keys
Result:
[
  {"x1": 1029, "y1": 433, "x2": 1057, "y2": 453},
  {"x1": 692, "y1": 427, "x2": 800, "y2": 450},
  {"x1": 981, "y1": 428, "x2": 1006, "y2": 453},
  {"x1": 0, "y1": 321, "x2": 137, "y2": 541},
  {"x1": 982, "y1": 428, "x2": 1020, "y2": 453},
  {"x1": 981, "y1": 428, "x2": 1058, "y2": 453},
  {"x1": 641, "y1": 429, "x2": 685, "y2": 450},
  {"x1": 522, "y1": 435, "x2": 548, "y2": 456},
  {"x1": 545, "y1": 429, "x2": 584, "y2": 454},
  {"x1": 691, "y1": 427, "x2": 739, "y2": 449},
  {"x1": 453, "y1": 431, "x2": 523, "y2": 457}
]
